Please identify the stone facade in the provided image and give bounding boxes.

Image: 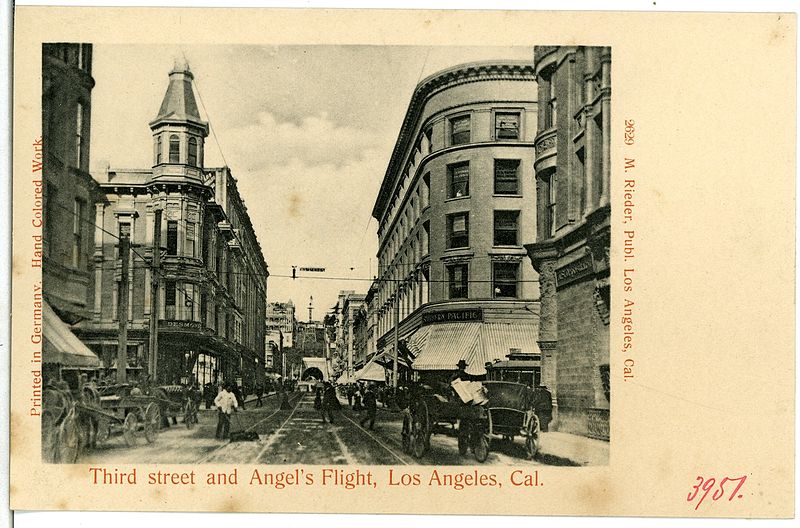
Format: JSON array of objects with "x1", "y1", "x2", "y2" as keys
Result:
[
  {"x1": 371, "y1": 61, "x2": 541, "y2": 381},
  {"x1": 78, "y1": 63, "x2": 268, "y2": 389},
  {"x1": 525, "y1": 46, "x2": 611, "y2": 439},
  {"x1": 42, "y1": 43, "x2": 100, "y2": 323}
]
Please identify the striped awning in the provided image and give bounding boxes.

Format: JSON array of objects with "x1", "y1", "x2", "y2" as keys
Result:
[
  {"x1": 411, "y1": 323, "x2": 481, "y2": 372},
  {"x1": 475, "y1": 323, "x2": 540, "y2": 374},
  {"x1": 355, "y1": 356, "x2": 386, "y2": 382},
  {"x1": 43, "y1": 302, "x2": 101, "y2": 367},
  {"x1": 411, "y1": 322, "x2": 539, "y2": 376}
]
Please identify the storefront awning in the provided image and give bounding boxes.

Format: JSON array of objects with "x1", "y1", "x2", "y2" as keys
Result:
[
  {"x1": 411, "y1": 323, "x2": 481, "y2": 373},
  {"x1": 43, "y1": 302, "x2": 101, "y2": 367},
  {"x1": 374, "y1": 348, "x2": 412, "y2": 370},
  {"x1": 411, "y1": 322, "x2": 539, "y2": 376},
  {"x1": 355, "y1": 356, "x2": 386, "y2": 382}
]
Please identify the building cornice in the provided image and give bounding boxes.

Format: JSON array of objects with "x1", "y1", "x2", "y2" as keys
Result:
[{"x1": 372, "y1": 61, "x2": 536, "y2": 222}]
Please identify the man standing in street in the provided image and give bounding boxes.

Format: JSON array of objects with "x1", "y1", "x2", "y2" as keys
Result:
[
  {"x1": 359, "y1": 384, "x2": 377, "y2": 430},
  {"x1": 214, "y1": 383, "x2": 238, "y2": 440},
  {"x1": 533, "y1": 385, "x2": 553, "y2": 432}
]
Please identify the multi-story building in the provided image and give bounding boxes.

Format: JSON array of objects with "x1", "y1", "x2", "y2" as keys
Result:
[
  {"x1": 525, "y1": 46, "x2": 611, "y2": 439},
  {"x1": 78, "y1": 62, "x2": 268, "y2": 389},
  {"x1": 265, "y1": 300, "x2": 295, "y2": 373},
  {"x1": 371, "y1": 61, "x2": 541, "y2": 384},
  {"x1": 41, "y1": 43, "x2": 102, "y2": 373}
]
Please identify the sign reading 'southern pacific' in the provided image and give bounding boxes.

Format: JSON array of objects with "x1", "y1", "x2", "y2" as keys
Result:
[{"x1": 421, "y1": 308, "x2": 483, "y2": 325}]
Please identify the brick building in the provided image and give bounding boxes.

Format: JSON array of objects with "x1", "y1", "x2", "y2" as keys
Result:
[
  {"x1": 371, "y1": 61, "x2": 541, "y2": 384},
  {"x1": 41, "y1": 43, "x2": 103, "y2": 375},
  {"x1": 78, "y1": 62, "x2": 268, "y2": 390},
  {"x1": 525, "y1": 46, "x2": 611, "y2": 439}
]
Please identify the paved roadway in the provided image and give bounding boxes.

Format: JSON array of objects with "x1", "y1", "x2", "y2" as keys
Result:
[{"x1": 79, "y1": 390, "x2": 546, "y2": 466}]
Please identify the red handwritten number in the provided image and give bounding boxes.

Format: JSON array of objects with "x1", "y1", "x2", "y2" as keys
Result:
[{"x1": 687, "y1": 475, "x2": 747, "y2": 510}]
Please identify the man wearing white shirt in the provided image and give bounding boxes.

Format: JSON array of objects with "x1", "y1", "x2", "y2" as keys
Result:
[{"x1": 214, "y1": 383, "x2": 238, "y2": 440}]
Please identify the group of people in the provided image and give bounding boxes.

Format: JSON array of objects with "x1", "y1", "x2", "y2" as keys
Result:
[{"x1": 313, "y1": 381, "x2": 379, "y2": 430}]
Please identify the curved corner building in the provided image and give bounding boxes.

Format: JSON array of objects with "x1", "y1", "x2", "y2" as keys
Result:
[{"x1": 371, "y1": 61, "x2": 541, "y2": 384}]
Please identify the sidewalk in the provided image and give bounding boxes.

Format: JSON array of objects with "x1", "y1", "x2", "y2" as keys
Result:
[{"x1": 536, "y1": 431, "x2": 609, "y2": 466}]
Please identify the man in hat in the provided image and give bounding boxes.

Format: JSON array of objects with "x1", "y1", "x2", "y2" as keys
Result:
[
  {"x1": 450, "y1": 359, "x2": 470, "y2": 383},
  {"x1": 533, "y1": 385, "x2": 553, "y2": 432}
]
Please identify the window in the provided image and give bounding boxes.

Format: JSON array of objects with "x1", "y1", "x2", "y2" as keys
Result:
[
  {"x1": 493, "y1": 262, "x2": 519, "y2": 298},
  {"x1": 548, "y1": 80, "x2": 558, "y2": 128},
  {"x1": 447, "y1": 162, "x2": 469, "y2": 198},
  {"x1": 450, "y1": 114, "x2": 470, "y2": 145},
  {"x1": 188, "y1": 137, "x2": 198, "y2": 167},
  {"x1": 447, "y1": 213, "x2": 469, "y2": 249},
  {"x1": 169, "y1": 134, "x2": 180, "y2": 163},
  {"x1": 156, "y1": 135, "x2": 162, "y2": 164},
  {"x1": 72, "y1": 198, "x2": 84, "y2": 268},
  {"x1": 165, "y1": 281, "x2": 177, "y2": 319},
  {"x1": 494, "y1": 159, "x2": 520, "y2": 194},
  {"x1": 44, "y1": 183, "x2": 58, "y2": 254},
  {"x1": 447, "y1": 263, "x2": 468, "y2": 299},
  {"x1": 200, "y1": 293, "x2": 208, "y2": 326},
  {"x1": 548, "y1": 173, "x2": 557, "y2": 236},
  {"x1": 495, "y1": 112, "x2": 520, "y2": 140},
  {"x1": 186, "y1": 222, "x2": 196, "y2": 257},
  {"x1": 494, "y1": 211, "x2": 519, "y2": 246},
  {"x1": 75, "y1": 103, "x2": 83, "y2": 168},
  {"x1": 424, "y1": 126, "x2": 433, "y2": 153},
  {"x1": 421, "y1": 173, "x2": 430, "y2": 209},
  {"x1": 166, "y1": 220, "x2": 178, "y2": 255}
]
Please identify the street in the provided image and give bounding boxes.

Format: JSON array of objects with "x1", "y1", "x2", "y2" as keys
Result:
[{"x1": 78, "y1": 391, "x2": 581, "y2": 466}]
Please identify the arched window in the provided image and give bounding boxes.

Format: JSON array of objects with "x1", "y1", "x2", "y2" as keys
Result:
[
  {"x1": 188, "y1": 137, "x2": 198, "y2": 167},
  {"x1": 156, "y1": 135, "x2": 162, "y2": 164},
  {"x1": 169, "y1": 134, "x2": 180, "y2": 163}
]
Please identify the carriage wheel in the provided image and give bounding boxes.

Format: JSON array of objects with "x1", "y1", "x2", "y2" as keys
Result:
[
  {"x1": 122, "y1": 412, "x2": 139, "y2": 447},
  {"x1": 57, "y1": 412, "x2": 80, "y2": 463},
  {"x1": 184, "y1": 400, "x2": 197, "y2": 429},
  {"x1": 411, "y1": 401, "x2": 430, "y2": 459},
  {"x1": 143, "y1": 403, "x2": 161, "y2": 443},
  {"x1": 95, "y1": 419, "x2": 110, "y2": 445},
  {"x1": 41, "y1": 413, "x2": 59, "y2": 463},
  {"x1": 473, "y1": 434, "x2": 489, "y2": 463},
  {"x1": 401, "y1": 412, "x2": 412, "y2": 454},
  {"x1": 43, "y1": 387, "x2": 71, "y2": 425},
  {"x1": 82, "y1": 386, "x2": 100, "y2": 406},
  {"x1": 457, "y1": 422, "x2": 469, "y2": 456},
  {"x1": 78, "y1": 416, "x2": 96, "y2": 449},
  {"x1": 525, "y1": 420, "x2": 539, "y2": 460}
]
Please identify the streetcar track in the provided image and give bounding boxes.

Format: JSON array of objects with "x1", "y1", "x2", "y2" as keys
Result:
[
  {"x1": 340, "y1": 411, "x2": 411, "y2": 465},
  {"x1": 195, "y1": 392, "x2": 304, "y2": 464},
  {"x1": 250, "y1": 391, "x2": 306, "y2": 463}
]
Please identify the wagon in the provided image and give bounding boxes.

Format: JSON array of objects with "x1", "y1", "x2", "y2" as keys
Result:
[
  {"x1": 400, "y1": 383, "x2": 490, "y2": 462},
  {"x1": 42, "y1": 382, "x2": 162, "y2": 463},
  {"x1": 149, "y1": 385, "x2": 200, "y2": 429},
  {"x1": 482, "y1": 381, "x2": 540, "y2": 460}
]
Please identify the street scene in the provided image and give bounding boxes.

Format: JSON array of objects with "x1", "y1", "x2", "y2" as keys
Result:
[{"x1": 41, "y1": 44, "x2": 611, "y2": 466}]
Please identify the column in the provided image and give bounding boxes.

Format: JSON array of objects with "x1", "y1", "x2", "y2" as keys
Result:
[
  {"x1": 93, "y1": 203, "x2": 104, "y2": 319},
  {"x1": 599, "y1": 47, "x2": 612, "y2": 207}
]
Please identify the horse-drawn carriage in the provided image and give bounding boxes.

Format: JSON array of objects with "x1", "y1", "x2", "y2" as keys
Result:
[
  {"x1": 42, "y1": 381, "x2": 162, "y2": 463},
  {"x1": 400, "y1": 380, "x2": 540, "y2": 463}
]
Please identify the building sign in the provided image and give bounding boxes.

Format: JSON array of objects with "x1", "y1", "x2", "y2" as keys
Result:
[
  {"x1": 159, "y1": 320, "x2": 205, "y2": 333},
  {"x1": 300, "y1": 267, "x2": 326, "y2": 272},
  {"x1": 422, "y1": 308, "x2": 483, "y2": 326},
  {"x1": 556, "y1": 254, "x2": 593, "y2": 288}
]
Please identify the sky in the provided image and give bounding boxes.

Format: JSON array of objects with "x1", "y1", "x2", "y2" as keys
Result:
[{"x1": 90, "y1": 44, "x2": 532, "y2": 315}]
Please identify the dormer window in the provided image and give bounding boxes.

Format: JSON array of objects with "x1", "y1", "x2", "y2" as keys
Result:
[
  {"x1": 188, "y1": 137, "x2": 198, "y2": 167},
  {"x1": 169, "y1": 134, "x2": 180, "y2": 163}
]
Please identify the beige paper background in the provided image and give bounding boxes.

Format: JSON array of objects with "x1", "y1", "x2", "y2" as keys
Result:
[{"x1": 10, "y1": 7, "x2": 796, "y2": 517}]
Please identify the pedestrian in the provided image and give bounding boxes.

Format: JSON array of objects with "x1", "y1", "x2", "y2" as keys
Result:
[
  {"x1": 255, "y1": 383, "x2": 264, "y2": 407},
  {"x1": 533, "y1": 385, "x2": 553, "y2": 432},
  {"x1": 359, "y1": 384, "x2": 377, "y2": 430},
  {"x1": 450, "y1": 359, "x2": 470, "y2": 383},
  {"x1": 232, "y1": 383, "x2": 246, "y2": 410},
  {"x1": 321, "y1": 381, "x2": 339, "y2": 424},
  {"x1": 346, "y1": 384, "x2": 354, "y2": 407},
  {"x1": 314, "y1": 384, "x2": 323, "y2": 420},
  {"x1": 214, "y1": 383, "x2": 238, "y2": 440},
  {"x1": 204, "y1": 383, "x2": 215, "y2": 410}
]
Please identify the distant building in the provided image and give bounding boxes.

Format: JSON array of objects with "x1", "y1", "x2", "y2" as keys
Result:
[
  {"x1": 79, "y1": 62, "x2": 268, "y2": 389},
  {"x1": 371, "y1": 61, "x2": 541, "y2": 384},
  {"x1": 265, "y1": 300, "x2": 295, "y2": 374},
  {"x1": 525, "y1": 46, "x2": 611, "y2": 439},
  {"x1": 41, "y1": 43, "x2": 103, "y2": 374}
]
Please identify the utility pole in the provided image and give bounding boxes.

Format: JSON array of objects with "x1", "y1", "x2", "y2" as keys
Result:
[
  {"x1": 117, "y1": 235, "x2": 131, "y2": 383},
  {"x1": 148, "y1": 209, "x2": 162, "y2": 383},
  {"x1": 392, "y1": 278, "x2": 399, "y2": 390}
]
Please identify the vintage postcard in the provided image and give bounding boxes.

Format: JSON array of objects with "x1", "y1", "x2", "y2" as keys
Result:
[{"x1": 8, "y1": 6, "x2": 795, "y2": 518}]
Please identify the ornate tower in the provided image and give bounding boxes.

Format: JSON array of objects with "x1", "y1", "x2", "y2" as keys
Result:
[{"x1": 148, "y1": 60, "x2": 208, "y2": 184}]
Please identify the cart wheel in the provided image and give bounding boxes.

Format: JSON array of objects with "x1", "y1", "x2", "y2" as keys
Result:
[
  {"x1": 457, "y1": 423, "x2": 469, "y2": 456},
  {"x1": 95, "y1": 419, "x2": 110, "y2": 445},
  {"x1": 525, "y1": 434, "x2": 539, "y2": 460},
  {"x1": 411, "y1": 401, "x2": 429, "y2": 458},
  {"x1": 473, "y1": 434, "x2": 489, "y2": 463},
  {"x1": 401, "y1": 412, "x2": 412, "y2": 454},
  {"x1": 123, "y1": 412, "x2": 138, "y2": 447},
  {"x1": 184, "y1": 400, "x2": 197, "y2": 429},
  {"x1": 57, "y1": 412, "x2": 80, "y2": 463},
  {"x1": 41, "y1": 413, "x2": 59, "y2": 463},
  {"x1": 143, "y1": 403, "x2": 161, "y2": 443}
]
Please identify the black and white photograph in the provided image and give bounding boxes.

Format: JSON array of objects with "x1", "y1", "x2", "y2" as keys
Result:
[{"x1": 39, "y1": 43, "x2": 611, "y2": 467}]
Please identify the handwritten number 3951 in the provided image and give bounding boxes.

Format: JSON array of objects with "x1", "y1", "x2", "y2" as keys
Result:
[{"x1": 687, "y1": 476, "x2": 747, "y2": 510}]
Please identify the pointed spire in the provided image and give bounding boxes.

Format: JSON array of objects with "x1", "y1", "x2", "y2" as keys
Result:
[{"x1": 150, "y1": 60, "x2": 206, "y2": 129}]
